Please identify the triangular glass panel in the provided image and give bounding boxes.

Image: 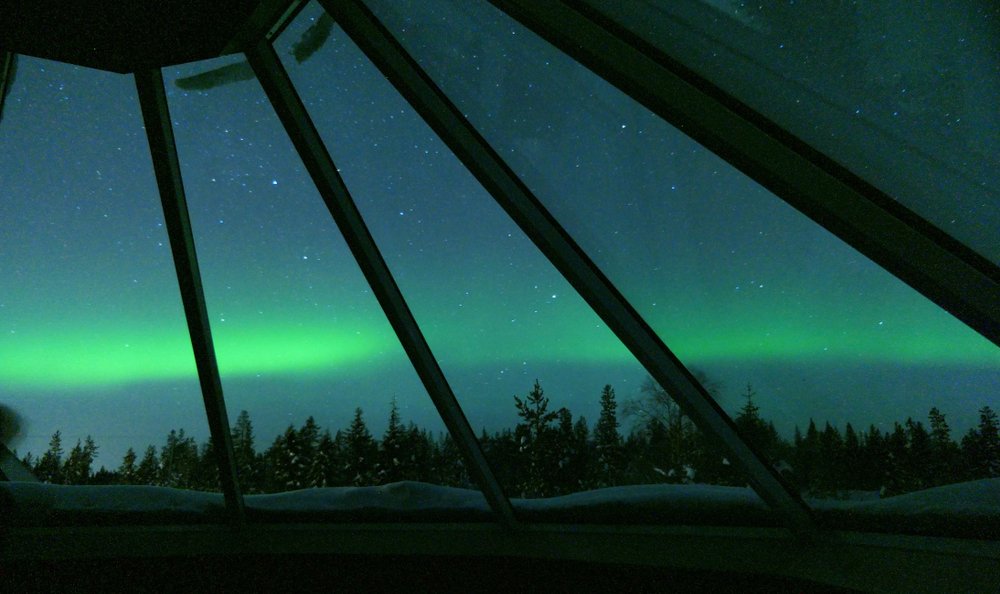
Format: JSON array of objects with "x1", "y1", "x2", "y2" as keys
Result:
[
  {"x1": 161, "y1": 54, "x2": 488, "y2": 523},
  {"x1": 0, "y1": 57, "x2": 218, "y2": 499},
  {"x1": 278, "y1": 2, "x2": 772, "y2": 526},
  {"x1": 361, "y1": 0, "x2": 1000, "y2": 535},
  {"x1": 580, "y1": 1, "x2": 1000, "y2": 263}
]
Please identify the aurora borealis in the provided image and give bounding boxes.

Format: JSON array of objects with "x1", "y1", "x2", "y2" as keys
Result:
[{"x1": 1, "y1": 0, "x2": 997, "y2": 466}]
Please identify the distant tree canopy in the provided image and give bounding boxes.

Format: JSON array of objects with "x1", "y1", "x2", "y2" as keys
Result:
[{"x1": 18, "y1": 380, "x2": 999, "y2": 500}]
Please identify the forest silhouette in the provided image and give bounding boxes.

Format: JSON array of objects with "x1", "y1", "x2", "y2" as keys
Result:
[{"x1": 17, "y1": 379, "x2": 1000, "y2": 500}]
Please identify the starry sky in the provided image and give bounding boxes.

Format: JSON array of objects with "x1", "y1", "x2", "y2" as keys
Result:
[{"x1": 1, "y1": 0, "x2": 997, "y2": 467}]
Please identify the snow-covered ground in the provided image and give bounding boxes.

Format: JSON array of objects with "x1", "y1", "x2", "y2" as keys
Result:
[
  {"x1": 0, "y1": 482, "x2": 228, "y2": 525},
  {"x1": 808, "y1": 479, "x2": 1000, "y2": 538},
  {"x1": 2, "y1": 479, "x2": 997, "y2": 537},
  {"x1": 247, "y1": 481, "x2": 493, "y2": 522},
  {"x1": 512, "y1": 483, "x2": 775, "y2": 526}
]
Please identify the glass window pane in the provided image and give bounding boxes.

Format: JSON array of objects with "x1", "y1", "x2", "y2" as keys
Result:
[
  {"x1": 165, "y1": 54, "x2": 476, "y2": 505},
  {"x1": 279, "y1": 4, "x2": 771, "y2": 526},
  {"x1": 362, "y1": 0, "x2": 1000, "y2": 535},
  {"x1": 0, "y1": 57, "x2": 214, "y2": 492},
  {"x1": 582, "y1": 0, "x2": 1000, "y2": 262}
]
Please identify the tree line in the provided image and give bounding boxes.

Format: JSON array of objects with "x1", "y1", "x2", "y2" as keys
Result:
[{"x1": 17, "y1": 379, "x2": 1000, "y2": 499}]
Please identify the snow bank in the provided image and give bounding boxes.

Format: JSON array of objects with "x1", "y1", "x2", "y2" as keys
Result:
[
  {"x1": 0, "y1": 483, "x2": 226, "y2": 526},
  {"x1": 1, "y1": 479, "x2": 996, "y2": 538},
  {"x1": 512, "y1": 483, "x2": 776, "y2": 526},
  {"x1": 0, "y1": 481, "x2": 773, "y2": 527},
  {"x1": 245, "y1": 481, "x2": 492, "y2": 523},
  {"x1": 809, "y1": 478, "x2": 1000, "y2": 539}
]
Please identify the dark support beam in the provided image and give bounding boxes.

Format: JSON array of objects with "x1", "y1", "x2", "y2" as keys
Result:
[
  {"x1": 222, "y1": 0, "x2": 304, "y2": 54},
  {"x1": 0, "y1": 444, "x2": 37, "y2": 482},
  {"x1": 134, "y1": 69, "x2": 245, "y2": 526},
  {"x1": 489, "y1": 0, "x2": 1000, "y2": 349},
  {"x1": 243, "y1": 41, "x2": 518, "y2": 529},
  {"x1": 0, "y1": 51, "x2": 15, "y2": 124},
  {"x1": 0, "y1": 405, "x2": 32, "y2": 481},
  {"x1": 321, "y1": 0, "x2": 815, "y2": 536}
]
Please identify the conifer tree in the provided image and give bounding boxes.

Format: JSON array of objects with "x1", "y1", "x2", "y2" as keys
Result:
[
  {"x1": 484, "y1": 428, "x2": 518, "y2": 491},
  {"x1": 379, "y1": 399, "x2": 406, "y2": 484},
  {"x1": 572, "y1": 416, "x2": 592, "y2": 489},
  {"x1": 843, "y1": 423, "x2": 860, "y2": 458},
  {"x1": 309, "y1": 429, "x2": 340, "y2": 487},
  {"x1": 433, "y1": 433, "x2": 468, "y2": 487},
  {"x1": 736, "y1": 384, "x2": 760, "y2": 425},
  {"x1": 962, "y1": 406, "x2": 1000, "y2": 479},
  {"x1": 402, "y1": 424, "x2": 433, "y2": 482},
  {"x1": 91, "y1": 466, "x2": 117, "y2": 485},
  {"x1": 548, "y1": 407, "x2": 586, "y2": 494},
  {"x1": 333, "y1": 429, "x2": 348, "y2": 484},
  {"x1": 793, "y1": 420, "x2": 820, "y2": 492},
  {"x1": 231, "y1": 410, "x2": 258, "y2": 492},
  {"x1": 271, "y1": 425, "x2": 305, "y2": 490},
  {"x1": 35, "y1": 430, "x2": 64, "y2": 484},
  {"x1": 979, "y1": 406, "x2": 999, "y2": 477},
  {"x1": 136, "y1": 445, "x2": 160, "y2": 485},
  {"x1": 842, "y1": 423, "x2": 862, "y2": 487},
  {"x1": 118, "y1": 447, "x2": 138, "y2": 485},
  {"x1": 883, "y1": 423, "x2": 910, "y2": 496},
  {"x1": 344, "y1": 408, "x2": 377, "y2": 485},
  {"x1": 791, "y1": 426, "x2": 805, "y2": 490},
  {"x1": 160, "y1": 429, "x2": 198, "y2": 488},
  {"x1": 817, "y1": 422, "x2": 844, "y2": 494},
  {"x1": 927, "y1": 407, "x2": 959, "y2": 486},
  {"x1": 192, "y1": 437, "x2": 221, "y2": 491},
  {"x1": 297, "y1": 416, "x2": 320, "y2": 483},
  {"x1": 905, "y1": 418, "x2": 932, "y2": 489},
  {"x1": 735, "y1": 384, "x2": 784, "y2": 468},
  {"x1": 62, "y1": 436, "x2": 97, "y2": 485},
  {"x1": 514, "y1": 380, "x2": 559, "y2": 496},
  {"x1": 594, "y1": 385, "x2": 623, "y2": 487},
  {"x1": 859, "y1": 426, "x2": 887, "y2": 491}
]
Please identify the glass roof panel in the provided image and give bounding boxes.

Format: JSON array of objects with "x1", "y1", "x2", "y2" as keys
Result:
[
  {"x1": 164, "y1": 53, "x2": 464, "y2": 496},
  {"x1": 582, "y1": 0, "x2": 1000, "y2": 262},
  {"x1": 2, "y1": 0, "x2": 994, "y2": 536},
  {"x1": 362, "y1": 0, "x2": 1000, "y2": 526},
  {"x1": 0, "y1": 56, "x2": 213, "y2": 489},
  {"x1": 278, "y1": 3, "x2": 767, "y2": 518}
]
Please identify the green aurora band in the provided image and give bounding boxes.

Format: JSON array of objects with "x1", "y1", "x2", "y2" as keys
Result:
[{"x1": 2, "y1": 297, "x2": 997, "y2": 391}]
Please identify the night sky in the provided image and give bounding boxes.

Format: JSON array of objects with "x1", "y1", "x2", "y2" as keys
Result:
[{"x1": 1, "y1": 0, "x2": 997, "y2": 467}]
